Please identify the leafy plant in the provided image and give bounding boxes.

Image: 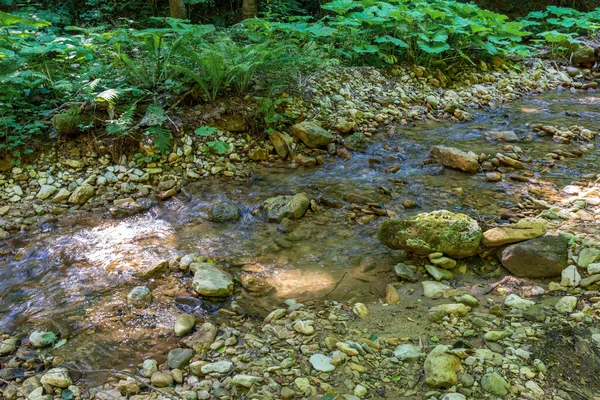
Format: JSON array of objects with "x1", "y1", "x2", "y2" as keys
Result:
[{"x1": 194, "y1": 125, "x2": 230, "y2": 154}]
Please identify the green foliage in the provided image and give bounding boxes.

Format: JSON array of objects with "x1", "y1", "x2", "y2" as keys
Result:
[
  {"x1": 195, "y1": 125, "x2": 231, "y2": 154},
  {"x1": 254, "y1": 96, "x2": 295, "y2": 134}
]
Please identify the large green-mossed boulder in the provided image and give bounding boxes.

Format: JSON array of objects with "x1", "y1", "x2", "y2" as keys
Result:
[{"x1": 378, "y1": 210, "x2": 482, "y2": 258}]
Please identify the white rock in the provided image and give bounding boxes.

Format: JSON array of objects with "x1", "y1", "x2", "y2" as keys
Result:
[
  {"x1": 354, "y1": 384, "x2": 367, "y2": 397},
  {"x1": 441, "y1": 394, "x2": 467, "y2": 400},
  {"x1": 587, "y1": 262, "x2": 600, "y2": 274},
  {"x1": 560, "y1": 265, "x2": 581, "y2": 287},
  {"x1": 232, "y1": 374, "x2": 261, "y2": 388},
  {"x1": 422, "y1": 281, "x2": 450, "y2": 298},
  {"x1": 555, "y1": 296, "x2": 578, "y2": 313},
  {"x1": 200, "y1": 361, "x2": 232, "y2": 374},
  {"x1": 393, "y1": 343, "x2": 425, "y2": 360},
  {"x1": 36, "y1": 185, "x2": 57, "y2": 200},
  {"x1": 525, "y1": 380, "x2": 545, "y2": 396},
  {"x1": 40, "y1": 368, "x2": 72, "y2": 388},
  {"x1": 504, "y1": 294, "x2": 535, "y2": 309},
  {"x1": 309, "y1": 354, "x2": 335, "y2": 372}
]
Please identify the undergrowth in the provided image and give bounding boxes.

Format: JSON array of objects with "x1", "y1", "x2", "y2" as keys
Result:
[{"x1": 0, "y1": 2, "x2": 598, "y2": 157}]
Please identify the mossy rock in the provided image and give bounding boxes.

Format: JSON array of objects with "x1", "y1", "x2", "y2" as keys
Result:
[
  {"x1": 51, "y1": 107, "x2": 93, "y2": 135},
  {"x1": 378, "y1": 210, "x2": 482, "y2": 258}
]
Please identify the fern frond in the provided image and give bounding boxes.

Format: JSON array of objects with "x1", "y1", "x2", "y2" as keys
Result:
[
  {"x1": 95, "y1": 88, "x2": 123, "y2": 105},
  {"x1": 105, "y1": 103, "x2": 136, "y2": 136},
  {"x1": 146, "y1": 125, "x2": 171, "y2": 153}
]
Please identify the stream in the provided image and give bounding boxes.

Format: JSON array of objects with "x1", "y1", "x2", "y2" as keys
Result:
[{"x1": 1, "y1": 90, "x2": 599, "y2": 379}]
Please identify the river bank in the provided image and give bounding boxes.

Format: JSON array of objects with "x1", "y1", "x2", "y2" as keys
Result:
[
  {"x1": 0, "y1": 58, "x2": 593, "y2": 239},
  {"x1": 2, "y1": 58, "x2": 600, "y2": 400}
]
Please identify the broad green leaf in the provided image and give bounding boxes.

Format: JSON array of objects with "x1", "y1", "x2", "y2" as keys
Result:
[
  {"x1": 208, "y1": 141, "x2": 231, "y2": 154},
  {"x1": 374, "y1": 35, "x2": 409, "y2": 48},
  {"x1": 194, "y1": 126, "x2": 218, "y2": 137},
  {"x1": 321, "y1": 0, "x2": 358, "y2": 15},
  {"x1": 417, "y1": 40, "x2": 450, "y2": 54}
]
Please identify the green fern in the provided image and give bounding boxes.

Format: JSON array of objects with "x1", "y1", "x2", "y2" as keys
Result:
[
  {"x1": 105, "y1": 103, "x2": 136, "y2": 136},
  {"x1": 147, "y1": 124, "x2": 171, "y2": 153}
]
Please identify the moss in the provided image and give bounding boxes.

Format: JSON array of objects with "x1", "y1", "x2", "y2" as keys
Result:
[
  {"x1": 51, "y1": 107, "x2": 93, "y2": 135},
  {"x1": 378, "y1": 210, "x2": 482, "y2": 258}
]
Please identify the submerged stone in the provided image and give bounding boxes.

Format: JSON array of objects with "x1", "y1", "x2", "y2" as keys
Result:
[
  {"x1": 429, "y1": 145, "x2": 479, "y2": 173},
  {"x1": 262, "y1": 193, "x2": 310, "y2": 222}
]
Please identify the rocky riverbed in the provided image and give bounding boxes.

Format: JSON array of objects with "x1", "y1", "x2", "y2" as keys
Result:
[{"x1": 1, "y1": 59, "x2": 600, "y2": 400}]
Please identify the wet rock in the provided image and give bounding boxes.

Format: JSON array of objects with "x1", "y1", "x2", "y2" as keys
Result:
[
  {"x1": 290, "y1": 121, "x2": 334, "y2": 148},
  {"x1": 344, "y1": 132, "x2": 367, "y2": 152},
  {"x1": 484, "y1": 131, "x2": 519, "y2": 142},
  {"x1": 555, "y1": 296, "x2": 578, "y2": 313},
  {"x1": 201, "y1": 361, "x2": 232, "y2": 374},
  {"x1": 262, "y1": 193, "x2": 310, "y2": 222},
  {"x1": 309, "y1": 354, "x2": 335, "y2": 372},
  {"x1": 428, "y1": 303, "x2": 470, "y2": 321},
  {"x1": 485, "y1": 172, "x2": 502, "y2": 182},
  {"x1": 167, "y1": 348, "x2": 194, "y2": 369},
  {"x1": 0, "y1": 338, "x2": 17, "y2": 355},
  {"x1": 498, "y1": 235, "x2": 568, "y2": 277},
  {"x1": 135, "y1": 260, "x2": 168, "y2": 279},
  {"x1": 127, "y1": 286, "x2": 151, "y2": 306},
  {"x1": 174, "y1": 314, "x2": 196, "y2": 336},
  {"x1": 424, "y1": 346, "x2": 463, "y2": 388},
  {"x1": 68, "y1": 184, "x2": 95, "y2": 205},
  {"x1": 232, "y1": 374, "x2": 261, "y2": 388},
  {"x1": 269, "y1": 131, "x2": 295, "y2": 159},
  {"x1": 393, "y1": 344, "x2": 425, "y2": 361},
  {"x1": 422, "y1": 281, "x2": 450, "y2": 298},
  {"x1": 560, "y1": 265, "x2": 581, "y2": 287},
  {"x1": 40, "y1": 368, "x2": 72, "y2": 388},
  {"x1": 428, "y1": 145, "x2": 479, "y2": 173},
  {"x1": 182, "y1": 322, "x2": 218, "y2": 352},
  {"x1": 150, "y1": 371, "x2": 173, "y2": 388},
  {"x1": 378, "y1": 210, "x2": 482, "y2": 258},
  {"x1": 29, "y1": 331, "x2": 55, "y2": 348},
  {"x1": 142, "y1": 359, "x2": 158, "y2": 377},
  {"x1": 208, "y1": 202, "x2": 240, "y2": 222},
  {"x1": 496, "y1": 153, "x2": 525, "y2": 169},
  {"x1": 191, "y1": 263, "x2": 234, "y2": 297},
  {"x1": 482, "y1": 220, "x2": 547, "y2": 247},
  {"x1": 480, "y1": 372, "x2": 509, "y2": 396}
]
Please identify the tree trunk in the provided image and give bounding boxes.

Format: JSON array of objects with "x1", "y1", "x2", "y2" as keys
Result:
[
  {"x1": 242, "y1": 0, "x2": 258, "y2": 19},
  {"x1": 169, "y1": 0, "x2": 187, "y2": 19}
]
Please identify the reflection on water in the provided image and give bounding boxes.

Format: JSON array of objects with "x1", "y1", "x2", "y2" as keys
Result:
[{"x1": 0, "y1": 90, "x2": 599, "y2": 372}]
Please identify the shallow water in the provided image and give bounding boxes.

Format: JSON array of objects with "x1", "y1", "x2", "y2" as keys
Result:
[{"x1": 1, "y1": 90, "x2": 599, "y2": 374}]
